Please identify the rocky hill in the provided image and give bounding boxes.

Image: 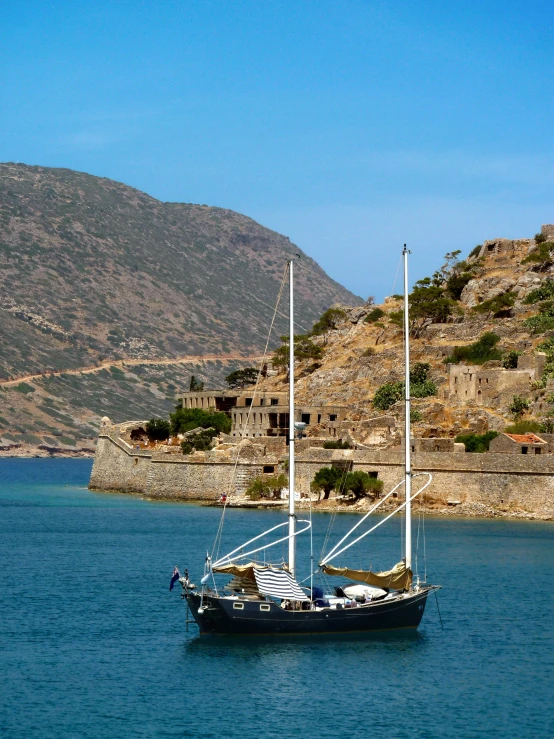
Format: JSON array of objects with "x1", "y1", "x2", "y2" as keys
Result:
[
  {"x1": 0, "y1": 163, "x2": 361, "y2": 380},
  {"x1": 259, "y1": 224, "x2": 554, "y2": 443},
  {"x1": 0, "y1": 163, "x2": 361, "y2": 455}
]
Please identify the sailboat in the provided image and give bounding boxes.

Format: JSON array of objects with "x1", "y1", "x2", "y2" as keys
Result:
[{"x1": 180, "y1": 248, "x2": 440, "y2": 636}]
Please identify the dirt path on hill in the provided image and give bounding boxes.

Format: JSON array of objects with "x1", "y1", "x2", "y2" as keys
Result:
[{"x1": 0, "y1": 354, "x2": 264, "y2": 388}]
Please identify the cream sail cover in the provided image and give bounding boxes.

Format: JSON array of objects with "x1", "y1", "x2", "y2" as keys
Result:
[
  {"x1": 321, "y1": 561, "x2": 412, "y2": 591},
  {"x1": 213, "y1": 562, "x2": 257, "y2": 580}
]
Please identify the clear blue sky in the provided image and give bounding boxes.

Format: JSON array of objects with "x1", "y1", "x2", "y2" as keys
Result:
[{"x1": 1, "y1": 0, "x2": 553, "y2": 300}]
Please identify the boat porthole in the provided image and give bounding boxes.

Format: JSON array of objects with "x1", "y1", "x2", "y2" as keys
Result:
[
  {"x1": 260, "y1": 604, "x2": 270, "y2": 611},
  {"x1": 419, "y1": 605, "x2": 424, "y2": 610},
  {"x1": 233, "y1": 602, "x2": 244, "y2": 610}
]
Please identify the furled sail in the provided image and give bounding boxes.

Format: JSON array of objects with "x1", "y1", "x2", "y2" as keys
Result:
[
  {"x1": 321, "y1": 561, "x2": 412, "y2": 591},
  {"x1": 213, "y1": 563, "x2": 257, "y2": 581},
  {"x1": 254, "y1": 567, "x2": 309, "y2": 601}
]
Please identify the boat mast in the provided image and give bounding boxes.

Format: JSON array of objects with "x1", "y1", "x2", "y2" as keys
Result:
[
  {"x1": 403, "y1": 245, "x2": 412, "y2": 570},
  {"x1": 288, "y1": 258, "x2": 296, "y2": 576}
]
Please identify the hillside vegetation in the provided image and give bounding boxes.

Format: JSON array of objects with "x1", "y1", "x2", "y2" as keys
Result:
[
  {"x1": 259, "y1": 227, "x2": 554, "y2": 441},
  {"x1": 0, "y1": 163, "x2": 361, "y2": 381},
  {"x1": 0, "y1": 162, "x2": 360, "y2": 455}
]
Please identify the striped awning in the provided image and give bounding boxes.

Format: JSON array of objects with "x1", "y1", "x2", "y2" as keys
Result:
[{"x1": 254, "y1": 567, "x2": 309, "y2": 601}]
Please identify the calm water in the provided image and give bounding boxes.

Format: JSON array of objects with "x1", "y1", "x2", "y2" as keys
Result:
[{"x1": 0, "y1": 459, "x2": 553, "y2": 739}]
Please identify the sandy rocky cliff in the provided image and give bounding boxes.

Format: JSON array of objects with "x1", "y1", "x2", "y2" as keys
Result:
[{"x1": 257, "y1": 224, "x2": 554, "y2": 445}]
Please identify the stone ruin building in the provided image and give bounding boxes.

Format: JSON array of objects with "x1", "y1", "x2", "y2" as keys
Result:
[
  {"x1": 181, "y1": 389, "x2": 349, "y2": 440},
  {"x1": 447, "y1": 354, "x2": 546, "y2": 408},
  {"x1": 489, "y1": 432, "x2": 549, "y2": 455},
  {"x1": 476, "y1": 223, "x2": 554, "y2": 259}
]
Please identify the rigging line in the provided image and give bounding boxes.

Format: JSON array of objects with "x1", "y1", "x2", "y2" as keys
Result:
[
  {"x1": 211, "y1": 262, "x2": 290, "y2": 562},
  {"x1": 391, "y1": 252, "x2": 403, "y2": 297},
  {"x1": 422, "y1": 485, "x2": 427, "y2": 582},
  {"x1": 309, "y1": 495, "x2": 314, "y2": 596}
]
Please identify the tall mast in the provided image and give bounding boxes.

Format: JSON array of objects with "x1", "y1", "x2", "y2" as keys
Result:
[
  {"x1": 403, "y1": 245, "x2": 412, "y2": 570},
  {"x1": 288, "y1": 259, "x2": 296, "y2": 576}
]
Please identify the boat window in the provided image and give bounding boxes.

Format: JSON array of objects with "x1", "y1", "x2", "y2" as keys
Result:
[
  {"x1": 260, "y1": 604, "x2": 270, "y2": 611},
  {"x1": 233, "y1": 602, "x2": 244, "y2": 610}
]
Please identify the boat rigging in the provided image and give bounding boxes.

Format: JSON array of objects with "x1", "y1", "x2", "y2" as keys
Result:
[{"x1": 174, "y1": 248, "x2": 441, "y2": 636}]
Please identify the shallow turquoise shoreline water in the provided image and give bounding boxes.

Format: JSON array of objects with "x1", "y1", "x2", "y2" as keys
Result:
[{"x1": 1, "y1": 458, "x2": 553, "y2": 738}]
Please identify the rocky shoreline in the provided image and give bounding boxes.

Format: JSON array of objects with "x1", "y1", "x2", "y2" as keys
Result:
[
  {"x1": 0, "y1": 444, "x2": 95, "y2": 458},
  {"x1": 189, "y1": 495, "x2": 553, "y2": 521}
]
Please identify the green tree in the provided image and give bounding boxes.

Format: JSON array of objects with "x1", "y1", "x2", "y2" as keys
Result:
[
  {"x1": 311, "y1": 466, "x2": 343, "y2": 500},
  {"x1": 323, "y1": 440, "x2": 352, "y2": 449},
  {"x1": 432, "y1": 250, "x2": 462, "y2": 285},
  {"x1": 246, "y1": 473, "x2": 289, "y2": 500},
  {"x1": 272, "y1": 334, "x2": 323, "y2": 371},
  {"x1": 510, "y1": 395, "x2": 530, "y2": 418},
  {"x1": 365, "y1": 307, "x2": 385, "y2": 323},
  {"x1": 504, "y1": 420, "x2": 542, "y2": 434},
  {"x1": 170, "y1": 408, "x2": 231, "y2": 435},
  {"x1": 311, "y1": 307, "x2": 346, "y2": 335},
  {"x1": 455, "y1": 431, "x2": 498, "y2": 453},
  {"x1": 373, "y1": 381, "x2": 404, "y2": 411},
  {"x1": 181, "y1": 429, "x2": 216, "y2": 454},
  {"x1": 146, "y1": 418, "x2": 170, "y2": 441},
  {"x1": 445, "y1": 332, "x2": 502, "y2": 365},
  {"x1": 343, "y1": 471, "x2": 383, "y2": 501},
  {"x1": 446, "y1": 270, "x2": 473, "y2": 300},
  {"x1": 409, "y1": 278, "x2": 455, "y2": 336},
  {"x1": 502, "y1": 351, "x2": 520, "y2": 369},
  {"x1": 523, "y1": 279, "x2": 554, "y2": 304},
  {"x1": 410, "y1": 363, "x2": 431, "y2": 384},
  {"x1": 473, "y1": 292, "x2": 516, "y2": 317},
  {"x1": 524, "y1": 301, "x2": 554, "y2": 334},
  {"x1": 225, "y1": 367, "x2": 258, "y2": 388},
  {"x1": 189, "y1": 375, "x2": 204, "y2": 391},
  {"x1": 522, "y1": 241, "x2": 554, "y2": 271},
  {"x1": 373, "y1": 365, "x2": 436, "y2": 411}
]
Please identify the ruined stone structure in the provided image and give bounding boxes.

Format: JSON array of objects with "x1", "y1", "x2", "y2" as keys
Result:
[
  {"x1": 90, "y1": 421, "x2": 554, "y2": 517},
  {"x1": 477, "y1": 238, "x2": 531, "y2": 259},
  {"x1": 447, "y1": 354, "x2": 546, "y2": 407},
  {"x1": 489, "y1": 432, "x2": 547, "y2": 455},
  {"x1": 181, "y1": 389, "x2": 288, "y2": 414},
  {"x1": 400, "y1": 438, "x2": 465, "y2": 453},
  {"x1": 476, "y1": 225, "x2": 554, "y2": 260},
  {"x1": 180, "y1": 389, "x2": 348, "y2": 439}
]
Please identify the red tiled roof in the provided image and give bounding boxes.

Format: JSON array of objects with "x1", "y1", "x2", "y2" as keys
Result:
[{"x1": 504, "y1": 433, "x2": 546, "y2": 444}]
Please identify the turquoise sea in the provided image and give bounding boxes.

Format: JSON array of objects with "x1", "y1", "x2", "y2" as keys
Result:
[{"x1": 0, "y1": 458, "x2": 553, "y2": 738}]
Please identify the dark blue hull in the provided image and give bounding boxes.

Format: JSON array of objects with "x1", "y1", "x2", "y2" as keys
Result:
[{"x1": 186, "y1": 589, "x2": 431, "y2": 636}]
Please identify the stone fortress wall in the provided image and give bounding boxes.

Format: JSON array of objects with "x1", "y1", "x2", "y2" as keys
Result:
[{"x1": 90, "y1": 422, "x2": 554, "y2": 517}]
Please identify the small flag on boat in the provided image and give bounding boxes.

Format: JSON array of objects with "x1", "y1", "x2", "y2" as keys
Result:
[{"x1": 169, "y1": 566, "x2": 180, "y2": 591}]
